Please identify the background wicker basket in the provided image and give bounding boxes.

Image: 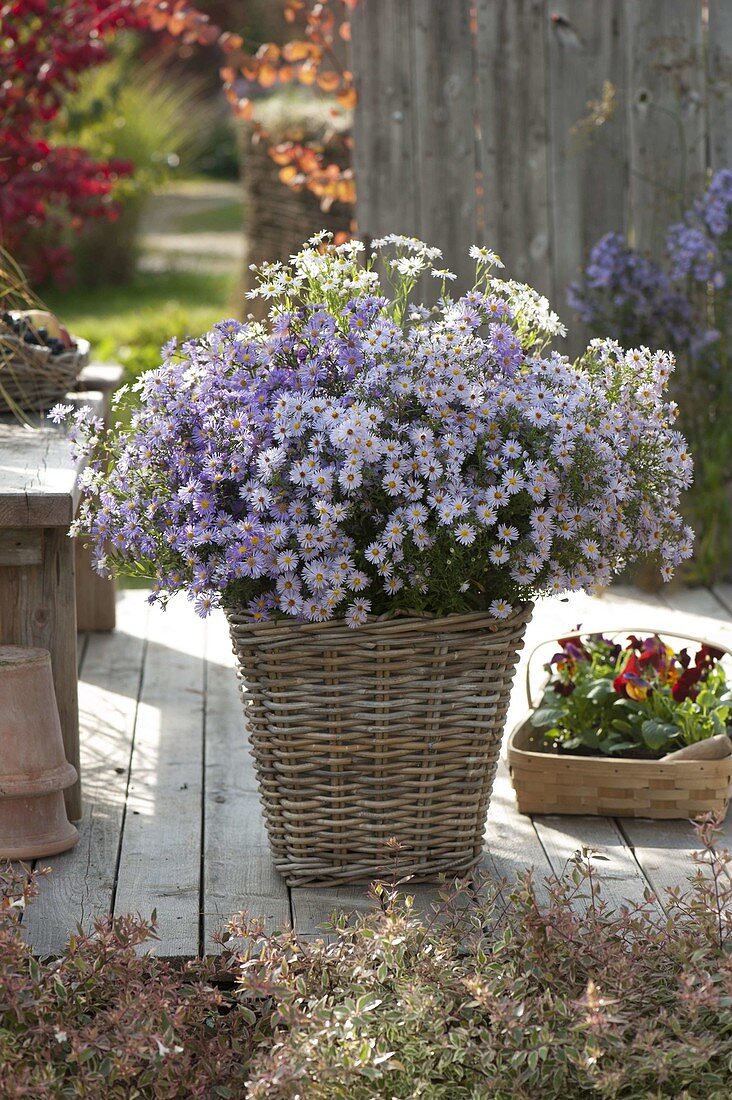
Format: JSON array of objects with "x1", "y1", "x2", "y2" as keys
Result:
[
  {"x1": 0, "y1": 335, "x2": 90, "y2": 415},
  {"x1": 226, "y1": 604, "x2": 533, "y2": 886},
  {"x1": 508, "y1": 628, "x2": 732, "y2": 819},
  {"x1": 238, "y1": 91, "x2": 352, "y2": 322}
]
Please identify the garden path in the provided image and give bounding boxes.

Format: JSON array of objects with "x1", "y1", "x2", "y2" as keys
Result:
[
  {"x1": 19, "y1": 583, "x2": 732, "y2": 958},
  {"x1": 138, "y1": 180, "x2": 244, "y2": 276}
]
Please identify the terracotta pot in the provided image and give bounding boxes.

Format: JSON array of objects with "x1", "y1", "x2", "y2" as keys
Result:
[{"x1": 0, "y1": 647, "x2": 79, "y2": 859}]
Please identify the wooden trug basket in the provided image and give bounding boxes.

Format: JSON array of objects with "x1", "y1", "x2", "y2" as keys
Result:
[
  {"x1": 508, "y1": 628, "x2": 732, "y2": 820},
  {"x1": 227, "y1": 604, "x2": 533, "y2": 886},
  {"x1": 0, "y1": 335, "x2": 89, "y2": 415}
]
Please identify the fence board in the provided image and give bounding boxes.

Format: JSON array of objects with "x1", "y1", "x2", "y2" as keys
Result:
[
  {"x1": 548, "y1": 1, "x2": 627, "y2": 348},
  {"x1": 352, "y1": 1, "x2": 728, "y2": 320},
  {"x1": 709, "y1": 0, "x2": 732, "y2": 172},
  {"x1": 353, "y1": 0, "x2": 478, "y2": 295},
  {"x1": 351, "y1": 0, "x2": 421, "y2": 244},
  {"x1": 625, "y1": 0, "x2": 706, "y2": 254},
  {"x1": 411, "y1": 0, "x2": 478, "y2": 290},
  {"x1": 475, "y1": 0, "x2": 553, "y2": 296}
]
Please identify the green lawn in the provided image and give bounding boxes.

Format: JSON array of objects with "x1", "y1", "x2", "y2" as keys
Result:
[{"x1": 44, "y1": 270, "x2": 236, "y2": 381}]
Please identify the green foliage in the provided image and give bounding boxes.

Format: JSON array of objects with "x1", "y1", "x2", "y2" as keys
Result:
[
  {"x1": 4, "y1": 818, "x2": 732, "y2": 1097},
  {"x1": 684, "y1": 477, "x2": 732, "y2": 586},
  {"x1": 194, "y1": 115, "x2": 240, "y2": 180},
  {"x1": 57, "y1": 38, "x2": 220, "y2": 284},
  {"x1": 61, "y1": 39, "x2": 217, "y2": 199},
  {"x1": 531, "y1": 634, "x2": 732, "y2": 758},
  {"x1": 44, "y1": 271, "x2": 234, "y2": 383},
  {"x1": 175, "y1": 200, "x2": 244, "y2": 234}
]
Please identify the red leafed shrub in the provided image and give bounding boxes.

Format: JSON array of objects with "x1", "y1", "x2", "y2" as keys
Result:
[
  {"x1": 0, "y1": 1, "x2": 357, "y2": 285},
  {"x1": 0, "y1": 1, "x2": 140, "y2": 284}
]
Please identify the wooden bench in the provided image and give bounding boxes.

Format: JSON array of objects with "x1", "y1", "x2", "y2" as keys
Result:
[{"x1": 0, "y1": 364, "x2": 123, "y2": 821}]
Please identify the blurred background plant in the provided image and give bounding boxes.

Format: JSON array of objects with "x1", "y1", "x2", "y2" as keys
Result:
[
  {"x1": 568, "y1": 170, "x2": 732, "y2": 584},
  {"x1": 0, "y1": 0, "x2": 352, "y2": 271},
  {"x1": 0, "y1": 249, "x2": 38, "y2": 315},
  {"x1": 240, "y1": 85, "x2": 352, "y2": 315},
  {"x1": 0, "y1": 0, "x2": 141, "y2": 286},
  {"x1": 43, "y1": 270, "x2": 231, "y2": 381},
  {"x1": 138, "y1": 0, "x2": 357, "y2": 208},
  {"x1": 57, "y1": 38, "x2": 218, "y2": 284}
]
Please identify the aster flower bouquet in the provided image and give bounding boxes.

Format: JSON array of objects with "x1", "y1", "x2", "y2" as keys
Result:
[
  {"x1": 67, "y1": 233, "x2": 696, "y2": 882},
  {"x1": 71, "y1": 234, "x2": 693, "y2": 621}
]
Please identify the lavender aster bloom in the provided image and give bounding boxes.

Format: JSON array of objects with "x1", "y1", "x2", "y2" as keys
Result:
[
  {"x1": 47, "y1": 403, "x2": 74, "y2": 424},
  {"x1": 568, "y1": 172, "x2": 730, "y2": 578},
  {"x1": 72, "y1": 235, "x2": 694, "y2": 624}
]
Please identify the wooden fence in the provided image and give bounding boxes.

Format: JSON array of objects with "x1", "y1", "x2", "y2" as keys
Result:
[{"x1": 351, "y1": 0, "x2": 732, "y2": 333}]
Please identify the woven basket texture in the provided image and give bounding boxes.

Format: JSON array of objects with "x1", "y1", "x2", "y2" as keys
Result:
[
  {"x1": 237, "y1": 97, "x2": 351, "y2": 322},
  {"x1": 226, "y1": 605, "x2": 533, "y2": 886},
  {"x1": 0, "y1": 336, "x2": 89, "y2": 414},
  {"x1": 508, "y1": 719, "x2": 732, "y2": 818}
]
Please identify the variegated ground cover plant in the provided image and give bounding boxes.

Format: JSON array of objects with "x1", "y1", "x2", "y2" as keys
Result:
[
  {"x1": 3, "y1": 818, "x2": 732, "y2": 1098},
  {"x1": 59, "y1": 234, "x2": 693, "y2": 625}
]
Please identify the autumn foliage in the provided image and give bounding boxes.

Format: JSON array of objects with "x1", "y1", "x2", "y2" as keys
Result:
[
  {"x1": 0, "y1": 0, "x2": 356, "y2": 285},
  {"x1": 0, "y1": 1, "x2": 141, "y2": 283},
  {"x1": 135, "y1": 0, "x2": 357, "y2": 208}
]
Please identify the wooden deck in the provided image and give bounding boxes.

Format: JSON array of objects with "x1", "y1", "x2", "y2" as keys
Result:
[{"x1": 20, "y1": 583, "x2": 732, "y2": 958}]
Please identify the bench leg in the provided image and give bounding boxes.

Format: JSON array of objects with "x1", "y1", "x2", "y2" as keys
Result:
[
  {"x1": 0, "y1": 527, "x2": 81, "y2": 820},
  {"x1": 75, "y1": 540, "x2": 116, "y2": 632}
]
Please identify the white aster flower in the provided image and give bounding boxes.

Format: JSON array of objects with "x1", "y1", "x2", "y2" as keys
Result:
[{"x1": 469, "y1": 245, "x2": 504, "y2": 268}]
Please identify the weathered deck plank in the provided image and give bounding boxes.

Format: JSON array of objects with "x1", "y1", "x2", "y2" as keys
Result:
[
  {"x1": 713, "y1": 585, "x2": 732, "y2": 617},
  {"x1": 532, "y1": 815, "x2": 657, "y2": 912},
  {"x1": 22, "y1": 594, "x2": 147, "y2": 955},
  {"x1": 113, "y1": 599, "x2": 205, "y2": 958},
  {"x1": 290, "y1": 887, "x2": 375, "y2": 938},
  {"x1": 483, "y1": 758, "x2": 553, "y2": 898},
  {"x1": 659, "y1": 585, "x2": 732, "y2": 635},
  {"x1": 203, "y1": 611, "x2": 290, "y2": 953}
]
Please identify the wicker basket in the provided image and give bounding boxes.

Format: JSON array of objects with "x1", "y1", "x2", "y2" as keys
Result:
[
  {"x1": 226, "y1": 604, "x2": 533, "y2": 886},
  {"x1": 508, "y1": 628, "x2": 732, "y2": 819},
  {"x1": 0, "y1": 335, "x2": 90, "y2": 415}
]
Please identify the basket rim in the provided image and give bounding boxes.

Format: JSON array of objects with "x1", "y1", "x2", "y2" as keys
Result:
[
  {"x1": 225, "y1": 601, "x2": 534, "y2": 636},
  {"x1": 68, "y1": 335, "x2": 90, "y2": 359},
  {"x1": 508, "y1": 715, "x2": 732, "y2": 775}
]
